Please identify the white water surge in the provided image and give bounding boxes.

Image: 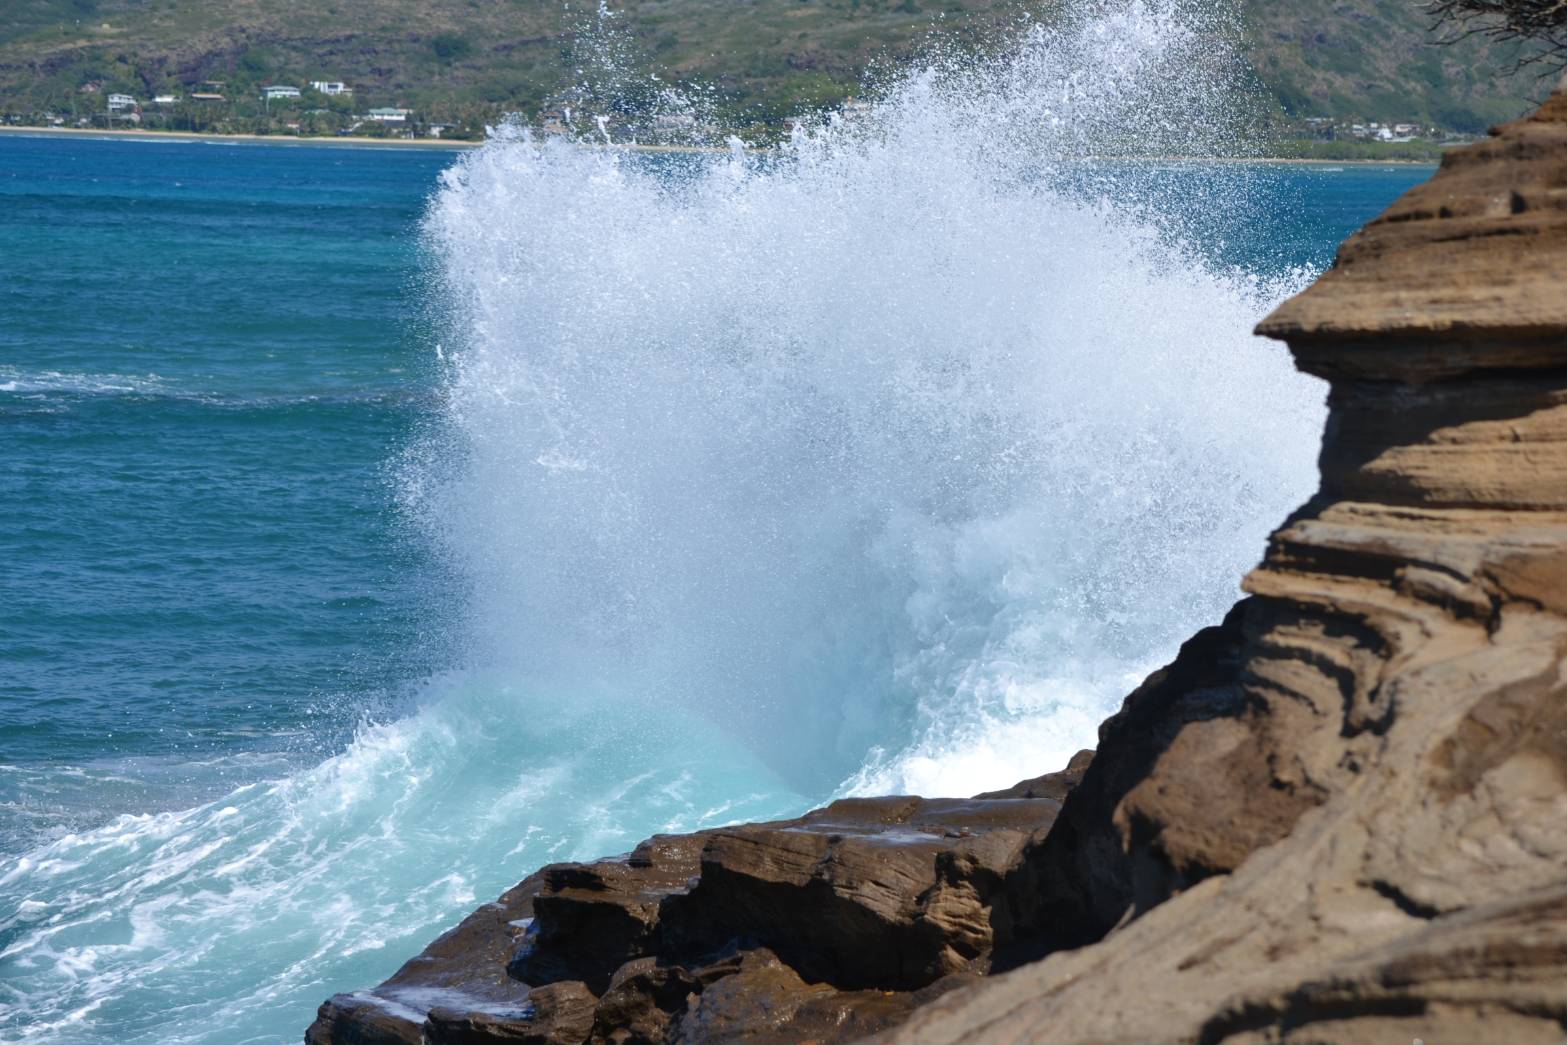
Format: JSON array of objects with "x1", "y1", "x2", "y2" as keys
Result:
[
  {"x1": 415, "y1": 1, "x2": 1322, "y2": 797},
  {"x1": 0, "y1": 4, "x2": 1325, "y2": 1041}
]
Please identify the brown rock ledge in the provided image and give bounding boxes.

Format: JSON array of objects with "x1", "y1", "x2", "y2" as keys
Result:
[
  {"x1": 305, "y1": 756, "x2": 1091, "y2": 1044},
  {"x1": 309, "y1": 77, "x2": 1567, "y2": 1044}
]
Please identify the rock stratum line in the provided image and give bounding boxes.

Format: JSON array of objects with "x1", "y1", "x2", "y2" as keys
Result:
[{"x1": 306, "y1": 73, "x2": 1567, "y2": 1045}]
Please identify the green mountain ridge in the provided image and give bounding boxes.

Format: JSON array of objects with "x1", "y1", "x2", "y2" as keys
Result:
[{"x1": 0, "y1": 0, "x2": 1553, "y2": 140}]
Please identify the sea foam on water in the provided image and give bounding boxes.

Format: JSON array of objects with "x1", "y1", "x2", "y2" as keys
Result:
[{"x1": 1, "y1": 4, "x2": 1325, "y2": 1041}]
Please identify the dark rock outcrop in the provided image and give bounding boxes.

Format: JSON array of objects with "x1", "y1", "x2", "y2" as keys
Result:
[
  {"x1": 310, "y1": 75, "x2": 1567, "y2": 1045},
  {"x1": 306, "y1": 877, "x2": 541, "y2": 1045},
  {"x1": 305, "y1": 760, "x2": 1088, "y2": 1043}
]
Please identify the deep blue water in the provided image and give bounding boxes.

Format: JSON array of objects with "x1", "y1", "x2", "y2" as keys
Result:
[
  {"x1": 1, "y1": 136, "x2": 462, "y2": 849},
  {"x1": 0, "y1": 130, "x2": 1433, "y2": 1042}
]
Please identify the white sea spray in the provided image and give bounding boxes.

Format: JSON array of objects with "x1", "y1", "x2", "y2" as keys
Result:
[{"x1": 415, "y1": 0, "x2": 1324, "y2": 797}]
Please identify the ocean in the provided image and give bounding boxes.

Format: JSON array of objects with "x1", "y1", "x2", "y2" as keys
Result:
[{"x1": 2, "y1": 24, "x2": 1434, "y2": 1042}]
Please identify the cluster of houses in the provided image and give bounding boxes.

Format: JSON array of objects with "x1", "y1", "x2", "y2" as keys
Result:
[
  {"x1": 100, "y1": 79, "x2": 355, "y2": 111},
  {"x1": 1301, "y1": 116, "x2": 1434, "y2": 143},
  {"x1": 84, "y1": 79, "x2": 453, "y2": 135},
  {"x1": 531, "y1": 96, "x2": 874, "y2": 141},
  {"x1": 1350, "y1": 121, "x2": 1424, "y2": 142},
  {"x1": 102, "y1": 79, "x2": 233, "y2": 117}
]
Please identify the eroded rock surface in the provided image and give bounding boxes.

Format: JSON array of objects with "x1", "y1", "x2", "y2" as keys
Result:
[{"x1": 310, "y1": 76, "x2": 1567, "y2": 1045}]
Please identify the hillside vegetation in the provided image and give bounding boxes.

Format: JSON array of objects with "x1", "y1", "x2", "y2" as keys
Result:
[{"x1": 0, "y1": 0, "x2": 1553, "y2": 140}]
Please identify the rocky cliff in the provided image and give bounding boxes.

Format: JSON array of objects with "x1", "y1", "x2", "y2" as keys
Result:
[{"x1": 306, "y1": 74, "x2": 1567, "y2": 1045}]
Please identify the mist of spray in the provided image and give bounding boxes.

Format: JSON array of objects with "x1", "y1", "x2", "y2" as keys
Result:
[{"x1": 415, "y1": 0, "x2": 1323, "y2": 796}]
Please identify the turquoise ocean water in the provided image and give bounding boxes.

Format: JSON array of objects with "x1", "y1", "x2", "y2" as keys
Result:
[
  {"x1": 1, "y1": 127, "x2": 1430, "y2": 1042},
  {"x1": 1, "y1": 136, "x2": 455, "y2": 851}
]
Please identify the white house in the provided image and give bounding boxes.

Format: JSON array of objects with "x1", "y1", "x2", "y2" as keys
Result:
[
  {"x1": 262, "y1": 85, "x2": 301, "y2": 100},
  {"x1": 152, "y1": 94, "x2": 178, "y2": 105},
  {"x1": 839, "y1": 98, "x2": 873, "y2": 122},
  {"x1": 311, "y1": 81, "x2": 351, "y2": 95},
  {"x1": 367, "y1": 107, "x2": 411, "y2": 123},
  {"x1": 653, "y1": 112, "x2": 696, "y2": 132},
  {"x1": 107, "y1": 93, "x2": 136, "y2": 111}
]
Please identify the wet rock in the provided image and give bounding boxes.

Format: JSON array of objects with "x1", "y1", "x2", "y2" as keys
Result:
[
  {"x1": 510, "y1": 835, "x2": 708, "y2": 994},
  {"x1": 304, "y1": 767, "x2": 1079, "y2": 1044},
  {"x1": 426, "y1": 982, "x2": 597, "y2": 1044},
  {"x1": 306, "y1": 876, "x2": 542, "y2": 1045},
  {"x1": 673, "y1": 948, "x2": 918, "y2": 1042},
  {"x1": 586, "y1": 958, "x2": 703, "y2": 1043},
  {"x1": 659, "y1": 794, "x2": 1063, "y2": 989}
]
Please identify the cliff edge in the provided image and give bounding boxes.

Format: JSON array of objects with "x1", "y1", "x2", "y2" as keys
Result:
[
  {"x1": 307, "y1": 75, "x2": 1567, "y2": 1045},
  {"x1": 881, "y1": 70, "x2": 1567, "y2": 1045}
]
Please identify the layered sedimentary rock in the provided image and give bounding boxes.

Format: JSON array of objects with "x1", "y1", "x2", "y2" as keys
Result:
[
  {"x1": 885, "y1": 74, "x2": 1567, "y2": 1043},
  {"x1": 309, "y1": 78, "x2": 1567, "y2": 1044}
]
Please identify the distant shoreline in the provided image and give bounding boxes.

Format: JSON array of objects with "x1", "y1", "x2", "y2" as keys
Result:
[
  {"x1": 0, "y1": 124, "x2": 477, "y2": 148},
  {"x1": 0, "y1": 124, "x2": 1439, "y2": 165}
]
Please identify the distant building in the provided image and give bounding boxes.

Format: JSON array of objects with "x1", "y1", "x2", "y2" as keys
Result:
[
  {"x1": 152, "y1": 94, "x2": 178, "y2": 105},
  {"x1": 426, "y1": 124, "x2": 449, "y2": 137},
  {"x1": 653, "y1": 112, "x2": 696, "y2": 132},
  {"x1": 1393, "y1": 123, "x2": 1419, "y2": 136},
  {"x1": 311, "y1": 81, "x2": 351, "y2": 95},
  {"x1": 367, "y1": 107, "x2": 411, "y2": 123},
  {"x1": 839, "y1": 98, "x2": 873, "y2": 122},
  {"x1": 190, "y1": 92, "x2": 226, "y2": 103},
  {"x1": 262, "y1": 85, "x2": 301, "y2": 100},
  {"x1": 107, "y1": 93, "x2": 136, "y2": 111}
]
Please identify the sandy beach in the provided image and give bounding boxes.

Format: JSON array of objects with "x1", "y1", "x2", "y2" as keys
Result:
[{"x1": 0, "y1": 123, "x2": 1442, "y2": 163}]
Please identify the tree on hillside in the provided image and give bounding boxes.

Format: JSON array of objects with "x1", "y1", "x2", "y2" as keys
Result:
[{"x1": 1428, "y1": 0, "x2": 1567, "y2": 65}]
